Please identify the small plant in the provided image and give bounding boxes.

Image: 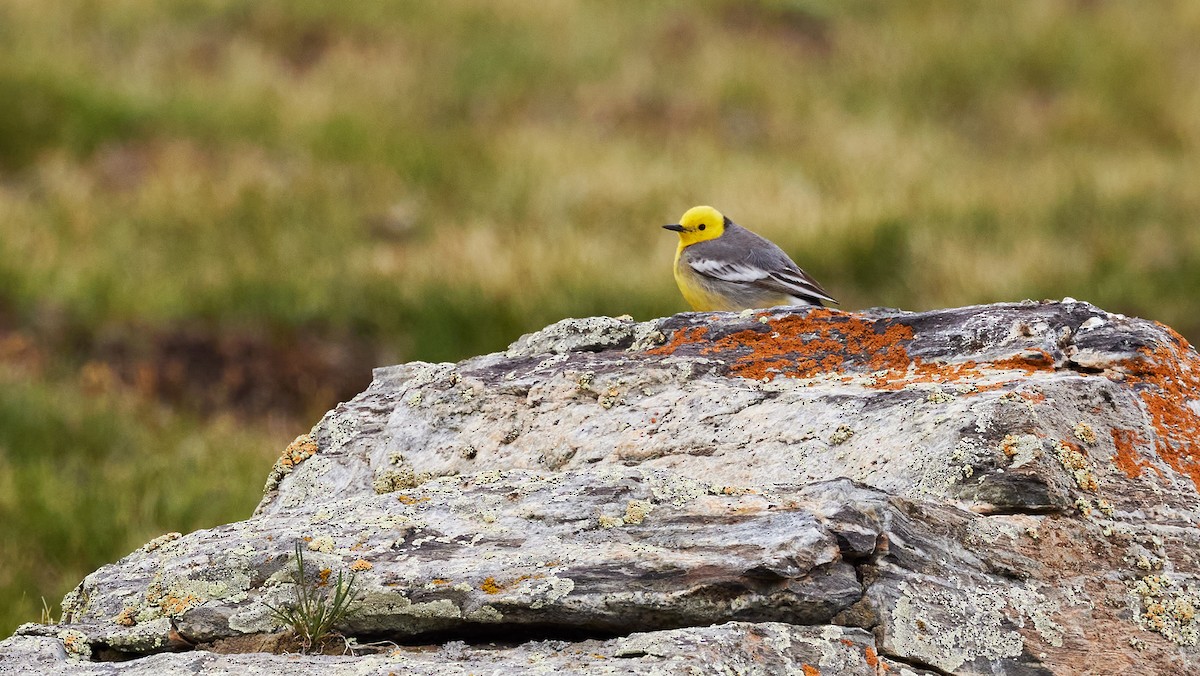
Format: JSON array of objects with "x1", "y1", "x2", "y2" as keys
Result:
[{"x1": 264, "y1": 540, "x2": 359, "y2": 653}]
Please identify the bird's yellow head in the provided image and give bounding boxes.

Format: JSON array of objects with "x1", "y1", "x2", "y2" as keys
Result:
[{"x1": 663, "y1": 205, "x2": 726, "y2": 246}]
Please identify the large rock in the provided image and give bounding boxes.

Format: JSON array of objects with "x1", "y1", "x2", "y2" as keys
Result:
[{"x1": 4, "y1": 301, "x2": 1200, "y2": 675}]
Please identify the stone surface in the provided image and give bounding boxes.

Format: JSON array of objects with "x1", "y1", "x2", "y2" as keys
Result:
[
  {"x1": 0, "y1": 623, "x2": 934, "y2": 675},
  {"x1": 4, "y1": 301, "x2": 1200, "y2": 675}
]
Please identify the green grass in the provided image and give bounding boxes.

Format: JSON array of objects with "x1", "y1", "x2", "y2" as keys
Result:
[
  {"x1": 0, "y1": 364, "x2": 282, "y2": 634},
  {"x1": 2, "y1": 0, "x2": 1200, "y2": 637}
]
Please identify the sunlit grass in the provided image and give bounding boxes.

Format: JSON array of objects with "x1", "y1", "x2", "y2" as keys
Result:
[{"x1": 1, "y1": 0, "x2": 1199, "y2": 637}]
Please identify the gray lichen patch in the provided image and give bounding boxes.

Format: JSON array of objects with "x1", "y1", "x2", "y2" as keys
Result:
[
  {"x1": 888, "y1": 580, "x2": 1027, "y2": 672},
  {"x1": 506, "y1": 315, "x2": 648, "y2": 357},
  {"x1": 999, "y1": 433, "x2": 1042, "y2": 468}
]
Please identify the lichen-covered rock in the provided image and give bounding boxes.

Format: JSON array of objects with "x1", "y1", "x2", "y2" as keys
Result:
[
  {"x1": 0, "y1": 623, "x2": 935, "y2": 675},
  {"x1": 259, "y1": 301, "x2": 1200, "y2": 520},
  {"x1": 4, "y1": 301, "x2": 1200, "y2": 675}
]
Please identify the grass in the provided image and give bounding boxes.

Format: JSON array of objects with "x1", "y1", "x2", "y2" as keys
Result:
[
  {"x1": 264, "y1": 540, "x2": 358, "y2": 654},
  {"x1": 0, "y1": 361, "x2": 281, "y2": 634},
  {"x1": 1, "y1": 0, "x2": 1199, "y2": 637}
]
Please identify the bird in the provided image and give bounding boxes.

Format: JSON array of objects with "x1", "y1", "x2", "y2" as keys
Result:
[{"x1": 663, "y1": 205, "x2": 837, "y2": 311}]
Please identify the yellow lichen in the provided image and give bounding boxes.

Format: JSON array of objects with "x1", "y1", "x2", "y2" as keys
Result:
[
  {"x1": 308, "y1": 535, "x2": 335, "y2": 553},
  {"x1": 829, "y1": 425, "x2": 855, "y2": 446},
  {"x1": 1057, "y1": 441, "x2": 1098, "y2": 491},
  {"x1": 597, "y1": 515, "x2": 624, "y2": 529},
  {"x1": 1130, "y1": 575, "x2": 1200, "y2": 645},
  {"x1": 623, "y1": 499, "x2": 654, "y2": 525},
  {"x1": 1074, "y1": 497, "x2": 1093, "y2": 515},
  {"x1": 59, "y1": 629, "x2": 91, "y2": 660},
  {"x1": 1073, "y1": 422, "x2": 1097, "y2": 445},
  {"x1": 926, "y1": 390, "x2": 956, "y2": 404},
  {"x1": 349, "y1": 559, "x2": 373, "y2": 572},
  {"x1": 597, "y1": 387, "x2": 620, "y2": 409}
]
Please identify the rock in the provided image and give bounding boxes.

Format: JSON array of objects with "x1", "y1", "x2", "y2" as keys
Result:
[
  {"x1": 3, "y1": 301, "x2": 1200, "y2": 675},
  {"x1": 0, "y1": 623, "x2": 936, "y2": 675}
]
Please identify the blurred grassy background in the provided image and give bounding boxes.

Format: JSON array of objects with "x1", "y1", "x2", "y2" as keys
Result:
[{"x1": 2, "y1": 0, "x2": 1199, "y2": 636}]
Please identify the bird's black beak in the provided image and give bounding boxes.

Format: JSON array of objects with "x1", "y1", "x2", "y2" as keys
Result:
[{"x1": 662, "y1": 224, "x2": 685, "y2": 232}]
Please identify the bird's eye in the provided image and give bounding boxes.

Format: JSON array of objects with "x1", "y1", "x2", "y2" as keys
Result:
[{"x1": 698, "y1": 224, "x2": 706, "y2": 231}]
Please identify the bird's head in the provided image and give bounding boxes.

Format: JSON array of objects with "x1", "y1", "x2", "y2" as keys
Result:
[{"x1": 663, "y1": 205, "x2": 726, "y2": 245}]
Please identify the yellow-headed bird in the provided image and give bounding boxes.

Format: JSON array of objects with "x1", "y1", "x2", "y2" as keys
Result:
[{"x1": 663, "y1": 205, "x2": 837, "y2": 311}]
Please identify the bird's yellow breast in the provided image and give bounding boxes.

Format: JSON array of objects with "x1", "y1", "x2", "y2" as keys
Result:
[{"x1": 673, "y1": 243, "x2": 731, "y2": 311}]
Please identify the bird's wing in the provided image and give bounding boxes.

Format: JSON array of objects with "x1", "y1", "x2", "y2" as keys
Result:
[
  {"x1": 687, "y1": 257, "x2": 772, "y2": 283},
  {"x1": 766, "y1": 266, "x2": 839, "y2": 304},
  {"x1": 687, "y1": 250, "x2": 837, "y2": 305},
  {"x1": 735, "y1": 244, "x2": 834, "y2": 304},
  {"x1": 685, "y1": 226, "x2": 838, "y2": 305}
]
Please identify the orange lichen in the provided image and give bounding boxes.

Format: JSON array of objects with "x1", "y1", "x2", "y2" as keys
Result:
[
  {"x1": 644, "y1": 325, "x2": 709, "y2": 356},
  {"x1": 704, "y1": 310, "x2": 914, "y2": 382},
  {"x1": 349, "y1": 559, "x2": 373, "y2": 572},
  {"x1": 397, "y1": 495, "x2": 430, "y2": 505},
  {"x1": 802, "y1": 665, "x2": 820, "y2": 676},
  {"x1": 1119, "y1": 330, "x2": 1200, "y2": 488},
  {"x1": 112, "y1": 607, "x2": 137, "y2": 627},
  {"x1": 650, "y1": 312, "x2": 1200, "y2": 489},
  {"x1": 159, "y1": 593, "x2": 201, "y2": 616},
  {"x1": 479, "y1": 573, "x2": 544, "y2": 595},
  {"x1": 277, "y1": 433, "x2": 318, "y2": 470},
  {"x1": 1111, "y1": 428, "x2": 1152, "y2": 480},
  {"x1": 650, "y1": 311, "x2": 1055, "y2": 394},
  {"x1": 1000, "y1": 435, "x2": 1020, "y2": 457},
  {"x1": 317, "y1": 569, "x2": 332, "y2": 587},
  {"x1": 432, "y1": 578, "x2": 450, "y2": 585},
  {"x1": 864, "y1": 645, "x2": 887, "y2": 671},
  {"x1": 988, "y1": 349, "x2": 1056, "y2": 374}
]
